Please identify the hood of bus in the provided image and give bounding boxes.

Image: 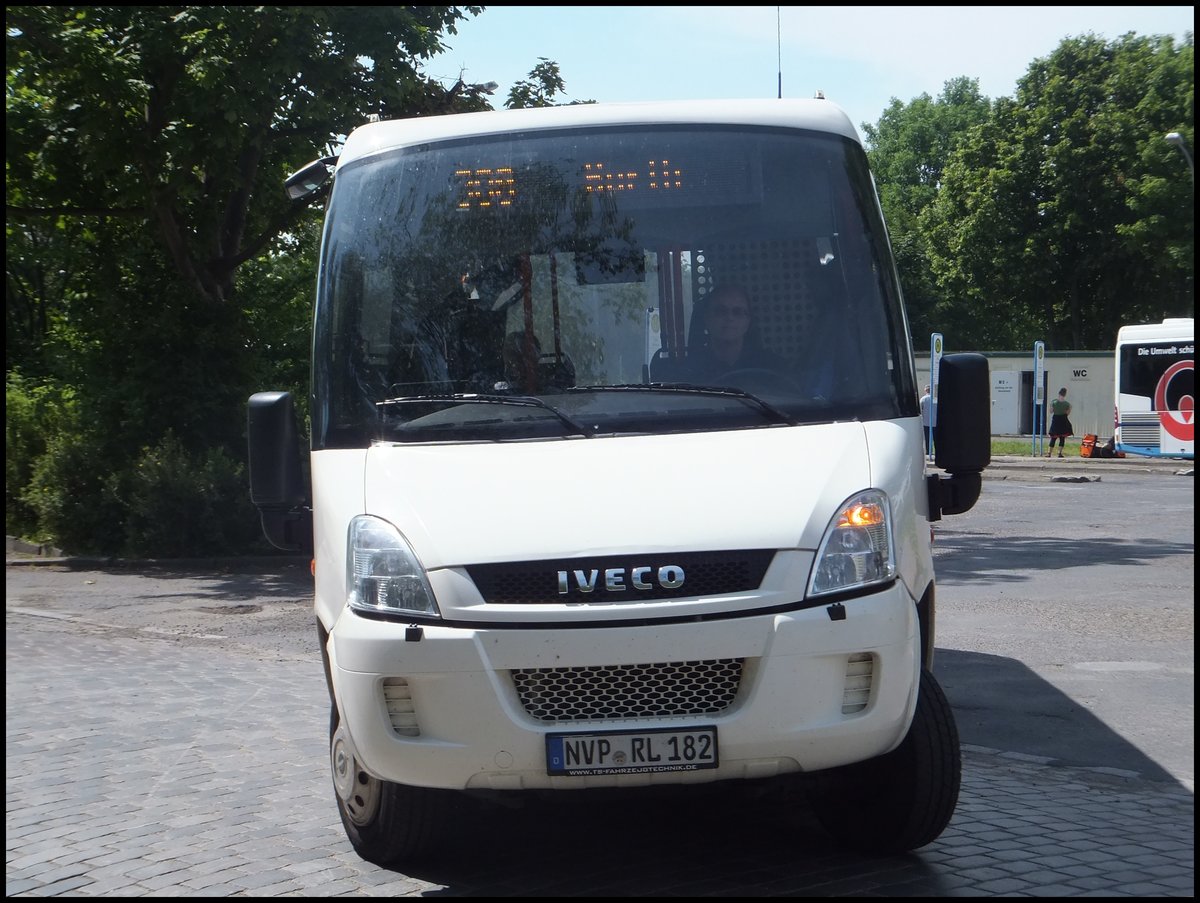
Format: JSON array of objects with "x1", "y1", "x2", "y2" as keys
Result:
[{"x1": 361, "y1": 421, "x2": 915, "y2": 569}]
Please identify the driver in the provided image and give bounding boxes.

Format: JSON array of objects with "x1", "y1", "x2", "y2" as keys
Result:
[{"x1": 685, "y1": 284, "x2": 786, "y2": 383}]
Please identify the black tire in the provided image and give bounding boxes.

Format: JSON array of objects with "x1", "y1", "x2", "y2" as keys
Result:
[
  {"x1": 809, "y1": 668, "x2": 961, "y2": 854},
  {"x1": 329, "y1": 704, "x2": 451, "y2": 866}
]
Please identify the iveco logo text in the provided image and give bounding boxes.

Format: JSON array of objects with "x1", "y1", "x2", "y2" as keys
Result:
[{"x1": 557, "y1": 566, "x2": 685, "y2": 594}]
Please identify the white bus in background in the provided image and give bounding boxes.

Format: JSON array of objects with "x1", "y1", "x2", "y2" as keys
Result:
[
  {"x1": 1114, "y1": 318, "x2": 1194, "y2": 460},
  {"x1": 248, "y1": 98, "x2": 992, "y2": 866}
]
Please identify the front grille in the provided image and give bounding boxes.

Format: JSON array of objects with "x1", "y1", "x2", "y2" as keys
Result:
[
  {"x1": 512, "y1": 658, "x2": 744, "y2": 723},
  {"x1": 468, "y1": 550, "x2": 774, "y2": 604}
]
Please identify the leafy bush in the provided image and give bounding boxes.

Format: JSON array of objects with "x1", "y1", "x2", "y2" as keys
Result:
[
  {"x1": 22, "y1": 425, "x2": 125, "y2": 555},
  {"x1": 114, "y1": 433, "x2": 268, "y2": 559},
  {"x1": 6, "y1": 373, "x2": 78, "y2": 542},
  {"x1": 17, "y1": 405, "x2": 271, "y2": 558}
]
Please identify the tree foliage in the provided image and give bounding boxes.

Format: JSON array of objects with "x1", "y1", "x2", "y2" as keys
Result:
[
  {"x1": 864, "y1": 77, "x2": 993, "y2": 342},
  {"x1": 918, "y1": 33, "x2": 1193, "y2": 351},
  {"x1": 5, "y1": 5, "x2": 493, "y2": 554},
  {"x1": 7, "y1": 5, "x2": 487, "y2": 307},
  {"x1": 504, "y1": 57, "x2": 594, "y2": 108}
]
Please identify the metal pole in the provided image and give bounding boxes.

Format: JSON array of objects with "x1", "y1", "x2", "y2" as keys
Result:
[
  {"x1": 1032, "y1": 341, "x2": 1045, "y2": 457},
  {"x1": 929, "y1": 333, "x2": 943, "y2": 461}
]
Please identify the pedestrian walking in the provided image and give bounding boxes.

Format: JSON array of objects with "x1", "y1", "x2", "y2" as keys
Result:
[{"x1": 920, "y1": 384, "x2": 935, "y2": 456}]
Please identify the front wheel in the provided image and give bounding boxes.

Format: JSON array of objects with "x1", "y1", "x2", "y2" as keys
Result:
[
  {"x1": 808, "y1": 668, "x2": 961, "y2": 854},
  {"x1": 330, "y1": 706, "x2": 451, "y2": 866}
]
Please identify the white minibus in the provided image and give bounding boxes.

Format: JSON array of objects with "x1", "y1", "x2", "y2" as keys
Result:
[{"x1": 249, "y1": 98, "x2": 991, "y2": 864}]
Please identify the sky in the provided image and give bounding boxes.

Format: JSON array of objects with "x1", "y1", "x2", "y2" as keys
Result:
[{"x1": 431, "y1": 6, "x2": 1195, "y2": 136}]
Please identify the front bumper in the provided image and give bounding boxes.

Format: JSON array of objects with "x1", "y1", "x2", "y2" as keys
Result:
[{"x1": 327, "y1": 583, "x2": 921, "y2": 791}]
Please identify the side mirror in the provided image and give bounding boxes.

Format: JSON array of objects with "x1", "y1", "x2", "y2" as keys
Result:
[
  {"x1": 928, "y1": 353, "x2": 990, "y2": 519},
  {"x1": 284, "y1": 155, "x2": 336, "y2": 201},
  {"x1": 247, "y1": 391, "x2": 313, "y2": 553},
  {"x1": 934, "y1": 353, "x2": 991, "y2": 474}
]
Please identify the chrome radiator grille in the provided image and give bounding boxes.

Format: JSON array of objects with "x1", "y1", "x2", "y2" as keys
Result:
[{"x1": 512, "y1": 658, "x2": 744, "y2": 723}]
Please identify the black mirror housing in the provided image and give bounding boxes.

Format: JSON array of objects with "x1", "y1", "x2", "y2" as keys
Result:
[
  {"x1": 928, "y1": 353, "x2": 991, "y2": 520},
  {"x1": 247, "y1": 391, "x2": 313, "y2": 553},
  {"x1": 934, "y1": 353, "x2": 991, "y2": 474}
]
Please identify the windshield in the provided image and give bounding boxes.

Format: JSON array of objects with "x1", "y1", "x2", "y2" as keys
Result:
[{"x1": 312, "y1": 123, "x2": 917, "y2": 448}]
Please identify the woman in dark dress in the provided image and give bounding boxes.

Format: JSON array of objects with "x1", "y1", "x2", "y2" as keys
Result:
[{"x1": 1047, "y1": 387, "x2": 1074, "y2": 457}]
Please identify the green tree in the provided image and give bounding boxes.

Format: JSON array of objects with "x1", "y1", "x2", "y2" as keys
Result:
[
  {"x1": 863, "y1": 77, "x2": 992, "y2": 344},
  {"x1": 505, "y1": 57, "x2": 594, "y2": 108},
  {"x1": 923, "y1": 32, "x2": 1194, "y2": 351},
  {"x1": 5, "y1": 5, "x2": 494, "y2": 553},
  {"x1": 7, "y1": 6, "x2": 487, "y2": 308}
]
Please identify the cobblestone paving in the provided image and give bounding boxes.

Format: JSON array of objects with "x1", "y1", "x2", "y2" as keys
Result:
[{"x1": 6, "y1": 602, "x2": 1194, "y2": 897}]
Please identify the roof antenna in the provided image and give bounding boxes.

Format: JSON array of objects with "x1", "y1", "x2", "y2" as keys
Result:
[{"x1": 777, "y1": 7, "x2": 782, "y2": 99}]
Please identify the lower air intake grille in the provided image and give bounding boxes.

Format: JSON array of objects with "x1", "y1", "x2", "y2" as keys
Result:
[
  {"x1": 841, "y1": 653, "x2": 875, "y2": 714},
  {"x1": 383, "y1": 677, "x2": 420, "y2": 736},
  {"x1": 512, "y1": 658, "x2": 744, "y2": 723}
]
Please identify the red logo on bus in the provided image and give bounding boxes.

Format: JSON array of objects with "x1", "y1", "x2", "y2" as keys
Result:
[{"x1": 1154, "y1": 360, "x2": 1194, "y2": 442}]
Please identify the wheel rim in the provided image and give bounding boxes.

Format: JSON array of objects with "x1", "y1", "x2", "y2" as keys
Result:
[{"x1": 331, "y1": 723, "x2": 381, "y2": 826}]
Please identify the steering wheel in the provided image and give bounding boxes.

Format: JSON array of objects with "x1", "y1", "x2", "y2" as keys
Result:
[{"x1": 715, "y1": 367, "x2": 803, "y2": 395}]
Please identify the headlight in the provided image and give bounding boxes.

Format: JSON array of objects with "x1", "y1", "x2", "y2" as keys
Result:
[
  {"x1": 347, "y1": 515, "x2": 440, "y2": 617},
  {"x1": 808, "y1": 489, "x2": 895, "y2": 597}
]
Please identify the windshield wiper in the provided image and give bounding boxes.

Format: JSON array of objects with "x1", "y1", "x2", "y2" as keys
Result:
[
  {"x1": 567, "y1": 384, "x2": 800, "y2": 426},
  {"x1": 378, "y1": 393, "x2": 595, "y2": 438}
]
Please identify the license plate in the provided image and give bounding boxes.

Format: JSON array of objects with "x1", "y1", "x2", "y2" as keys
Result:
[{"x1": 546, "y1": 726, "x2": 718, "y2": 776}]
